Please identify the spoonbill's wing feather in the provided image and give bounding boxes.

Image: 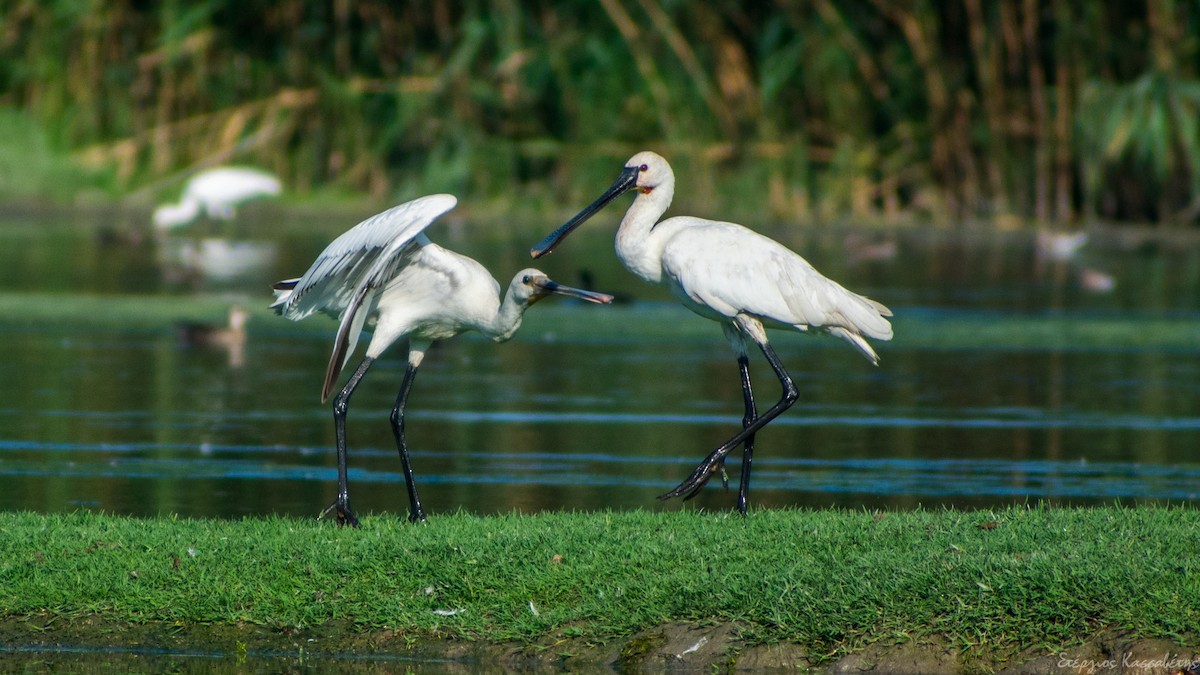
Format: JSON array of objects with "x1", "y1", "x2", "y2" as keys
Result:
[
  {"x1": 321, "y1": 282, "x2": 375, "y2": 402},
  {"x1": 662, "y1": 219, "x2": 892, "y2": 362},
  {"x1": 318, "y1": 197, "x2": 461, "y2": 401},
  {"x1": 272, "y1": 194, "x2": 458, "y2": 321}
]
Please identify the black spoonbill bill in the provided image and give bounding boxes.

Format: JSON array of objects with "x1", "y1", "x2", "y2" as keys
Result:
[
  {"x1": 274, "y1": 194, "x2": 612, "y2": 526},
  {"x1": 531, "y1": 151, "x2": 892, "y2": 514},
  {"x1": 154, "y1": 166, "x2": 282, "y2": 229}
]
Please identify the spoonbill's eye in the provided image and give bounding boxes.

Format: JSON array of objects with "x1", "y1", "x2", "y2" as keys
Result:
[{"x1": 640, "y1": 164, "x2": 649, "y2": 172}]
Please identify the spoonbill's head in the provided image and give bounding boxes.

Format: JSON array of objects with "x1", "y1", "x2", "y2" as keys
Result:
[
  {"x1": 507, "y1": 268, "x2": 615, "y2": 307},
  {"x1": 530, "y1": 151, "x2": 672, "y2": 258}
]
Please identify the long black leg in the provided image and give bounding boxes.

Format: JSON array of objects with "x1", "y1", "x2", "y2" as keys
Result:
[
  {"x1": 321, "y1": 356, "x2": 375, "y2": 527},
  {"x1": 659, "y1": 341, "x2": 796, "y2": 503},
  {"x1": 389, "y1": 363, "x2": 426, "y2": 523},
  {"x1": 735, "y1": 355, "x2": 758, "y2": 515}
]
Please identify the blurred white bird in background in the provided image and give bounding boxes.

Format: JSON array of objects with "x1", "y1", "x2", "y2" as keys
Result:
[
  {"x1": 1035, "y1": 229, "x2": 1116, "y2": 294},
  {"x1": 153, "y1": 166, "x2": 282, "y2": 229},
  {"x1": 1035, "y1": 230, "x2": 1088, "y2": 261}
]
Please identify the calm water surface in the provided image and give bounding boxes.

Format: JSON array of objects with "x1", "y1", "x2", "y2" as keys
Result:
[{"x1": 1, "y1": 205, "x2": 1198, "y2": 519}]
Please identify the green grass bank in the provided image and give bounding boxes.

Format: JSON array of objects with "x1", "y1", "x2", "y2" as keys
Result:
[{"x1": 1, "y1": 507, "x2": 1197, "y2": 670}]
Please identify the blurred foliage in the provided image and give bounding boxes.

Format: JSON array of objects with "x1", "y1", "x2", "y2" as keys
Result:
[
  {"x1": 2, "y1": 0, "x2": 1200, "y2": 224},
  {"x1": 0, "y1": 107, "x2": 111, "y2": 201}
]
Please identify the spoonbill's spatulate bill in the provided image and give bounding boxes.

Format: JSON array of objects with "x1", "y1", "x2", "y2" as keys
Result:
[
  {"x1": 274, "y1": 194, "x2": 613, "y2": 525},
  {"x1": 531, "y1": 152, "x2": 892, "y2": 514},
  {"x1": 154, "y1": 166, "x2": 282, "y2": 229}
]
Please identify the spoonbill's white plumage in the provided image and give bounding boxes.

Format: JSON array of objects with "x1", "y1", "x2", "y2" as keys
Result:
[
  {"x1": 531, "y1": 151, "x2": 892, "y2": 514},
  {"x1": 154, "y1": 167, "x2": 282, "y2": 229},
  {"x1": 273, "y1": 194, "x2": 612, "y2": 525}
]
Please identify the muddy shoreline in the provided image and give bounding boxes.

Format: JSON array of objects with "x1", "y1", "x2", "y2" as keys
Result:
[{"x1": 2, "y1": 615, "x2": 1197, "y2": 673}]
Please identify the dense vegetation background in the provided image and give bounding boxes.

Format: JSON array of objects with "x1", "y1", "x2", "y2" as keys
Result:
[{"x1": 2, "y1": 0, "x2": 1199, "y2": 225}]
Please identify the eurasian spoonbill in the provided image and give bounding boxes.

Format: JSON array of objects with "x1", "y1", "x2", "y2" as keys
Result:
[
  {"x1": 154, "y1": 167, "x2": 282, "y2": 229},
  {"x1": 531, "y1": 151, "x2": 892, "y2": 514},
  {"x1": 274, "y1": 194, "x2": 612, "y2": 525}
]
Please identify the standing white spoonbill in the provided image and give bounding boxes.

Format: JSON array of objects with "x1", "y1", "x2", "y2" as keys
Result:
[
  {"x1": 531, "y1": 151, "x2": 892, "y2": 514},
  {"x1": 273, "y1": 194, "x2": 612, "y2": 526},
  {"x1": 154, "y1": 166, "x2": 282, "y2": 229}
]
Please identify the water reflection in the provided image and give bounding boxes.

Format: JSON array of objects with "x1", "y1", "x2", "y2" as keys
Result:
[
  {"x1": 157, "y1": 237, "x2": 279, "y2": 287},
  {"x1": 0, "y1": 208, "x2": 1198, "y2": 518}
]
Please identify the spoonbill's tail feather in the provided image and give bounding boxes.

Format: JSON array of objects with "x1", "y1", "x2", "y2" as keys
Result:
[
  {"x1": 815, "y1": 290, "x2": 892, "y2": 365},
  {"x1": 825, "y1": 327, "x2": 881, "y2": 366},
  {"x1": 794, "y1": 270, "x2": 893, "y2": 363}
]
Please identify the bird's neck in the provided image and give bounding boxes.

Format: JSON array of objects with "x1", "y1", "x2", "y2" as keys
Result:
[
  {"x1": 153, "y1": 198, "x2": 201, "y2": 229},
  {"x1": 484, "y1": 290, "x2": 529, "y2": 342},
  {"x1": 616, "y1": 178, "x2": 675, "y2": 284}
]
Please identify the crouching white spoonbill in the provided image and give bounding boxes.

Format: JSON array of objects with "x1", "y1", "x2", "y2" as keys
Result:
[
  {"x1": 154, "y1": 166, "x2": 282, "y2": 229},
  {"x1": 273, "y1": 194, "x2": 612, "y2": 526},
  {"x1": 531, "y1": 151, "x2": 892, "y2": 514}
]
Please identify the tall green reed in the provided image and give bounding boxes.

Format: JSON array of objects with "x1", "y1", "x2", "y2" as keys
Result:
[{"x1": 2, "y1": 1, "x2": 1199, "y2": 224}]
